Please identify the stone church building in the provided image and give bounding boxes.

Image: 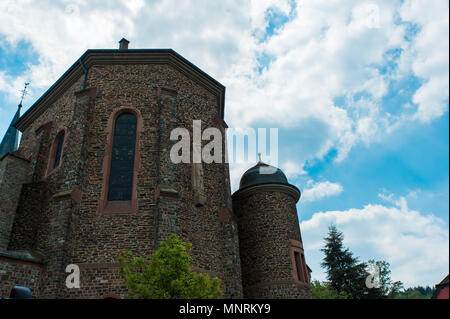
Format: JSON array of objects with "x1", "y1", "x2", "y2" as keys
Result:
[{"x1": 0, "y1": 39, "x2": 311, "y2": 299}]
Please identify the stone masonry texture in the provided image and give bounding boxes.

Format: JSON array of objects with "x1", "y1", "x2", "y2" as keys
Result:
[{"x1": 233, "y1": 189, "x2": 312, "y2": 299}]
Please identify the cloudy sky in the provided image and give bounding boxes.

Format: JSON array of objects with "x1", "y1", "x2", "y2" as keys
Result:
[{"x1": 0, "y1": 0, "x2": 448, "y2": 288}]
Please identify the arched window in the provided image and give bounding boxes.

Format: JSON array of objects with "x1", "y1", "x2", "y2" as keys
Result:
[
  {"x1": 99, "y1": 108, "x2": 141, "y2": 215},
  {"x1": 53, "y1": 131, "x2": 65, "y2": 169},
  {"x1": 46, "y1": 129, "x2": 66, "y2": 177},
  {"x1": 107, "y1": 112, "x2": 137, "y2": 202}
]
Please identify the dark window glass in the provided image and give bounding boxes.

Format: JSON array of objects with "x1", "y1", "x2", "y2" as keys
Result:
[
  {"x1": 294, "y1": 251, "x2": 304, "y2": 282},
  {"x1": 54, "y1": 132, "x2": 65, "y2": 169},
  {"x1": 107, "y1": 113, "x2": 137, "y2": 201},
  {"x1": 301, "y1": 253, "x2": 308, "y2": 282}
]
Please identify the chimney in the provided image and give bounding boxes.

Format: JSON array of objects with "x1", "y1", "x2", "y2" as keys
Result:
[{"x1": 119, "y1": 38, "x2": 130, "y2": 50}]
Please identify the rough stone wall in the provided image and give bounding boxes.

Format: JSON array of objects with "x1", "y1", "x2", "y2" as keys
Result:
[
  {"x1": 233, "y1": 189, "x2": 311, "y2": 299},
  {"x1": 18, "y1": 76, "x2": 83, "y2": 161},
  {"x1": 63, "y1": 264, "x2": 127, "y2": 298},
  {"x1": 0, "y1": 154, "x2": 29, "y2": 250},
  {"x1": 71, "y1": 63, "x2": 241, "y2": 298},
  {"x1": 8, "y1": 182, "x2": 45, "y2": 251},
  {"x1": 5, "y1": 77, "x2": 95, "y2": 298},
  {"x1": 0, "y1": 258, "x2": 43, "y2": 298},
  {"x1": 5, "y1": 62, "x2": 242, "y2": 298}
]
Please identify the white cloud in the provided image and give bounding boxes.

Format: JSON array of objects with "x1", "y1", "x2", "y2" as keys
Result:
[
  {"x1": 399, "y1": 0, "x2": 449, "y2": 123},
  {"x1": 229, "y1": 162, "x2": 252, "y2": 193},
  {"x1": 301, "y1": 180, "x2": 343, "y2": 203},
  {"x1": 0, "y1": 0, "x2": 447, "y2": 290},
  {"x1": 301, "y1": 195, "x2": 449, "y2": 287},
  {"x1": 0, "y1": 0, "x2": 448, "y2": 166},
  {"x1": 281, "y1": 160, "x2": 306, "y2": 179}
]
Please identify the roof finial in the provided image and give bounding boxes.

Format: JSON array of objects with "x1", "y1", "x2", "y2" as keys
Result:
[
  {"x1": 19, "y1": 82, "x2": 30, "y2": 108},
  {"x1": 258, "y1": 152, "x2": 262, "y2": 163}
]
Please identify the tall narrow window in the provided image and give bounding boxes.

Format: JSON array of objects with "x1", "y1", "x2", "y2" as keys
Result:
[
  {"x1": 107, "y1": 112, "x2": 137, "y2": 202},
  {"x1": 53, "y1": 131, "x2": 65, "y2": 168},
  {"x1": 46, "y1": 129, "x2": 66, "y2": 177},
  {"x1": 290, "y1": 239, "x2": 309, "y2": 284},
  {"x1": 301, "y1": 253, "x2": 309, "y2": 282},
  {"x1": 294, "y1": 251, "x2": 305, "y2": 282}
]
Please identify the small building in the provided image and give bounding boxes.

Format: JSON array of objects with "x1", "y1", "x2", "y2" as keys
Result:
[{"x1": 432, "y1": 275, "x2": 449, "y2": 299}]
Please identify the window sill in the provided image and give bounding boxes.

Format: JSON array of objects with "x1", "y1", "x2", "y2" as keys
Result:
[
  {"x1": 44, "y1": 164, "x2": 63, "y2": 179},
  {"x1": 98, "y1": 200, "x2": 137, "y2": 215}
]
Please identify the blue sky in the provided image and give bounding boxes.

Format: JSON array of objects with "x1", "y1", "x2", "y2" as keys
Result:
[{"x1": 0, "y1": 0, "x2": 448, "y2": 288}]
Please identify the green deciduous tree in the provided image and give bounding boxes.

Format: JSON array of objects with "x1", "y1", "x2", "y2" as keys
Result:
[
  {"x1": 394, "y1": 286, "x2": 434, "y2": 299},
  {"x1": 118, "y1": 233, "x2": 222, "y2": 299},
  {"x1": 367, "y1": 259, "x2": 404, "y2": 298},
  {"x1": 311, "y1": 280, "x2": 348, "y2": 299}
]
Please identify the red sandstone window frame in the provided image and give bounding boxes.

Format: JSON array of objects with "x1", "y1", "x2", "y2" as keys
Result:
[
  {"x1": 98, "y1": 107, "x2": 142, "y2": 215},
  {"x1": 290, "y1": 239, "x2": 310, "y2": 283},
  {"x1": 45, "y1": 128, "x2": 67, "y2": 178}
]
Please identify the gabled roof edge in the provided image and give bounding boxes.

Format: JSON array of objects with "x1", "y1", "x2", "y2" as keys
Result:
[{"x1": 15, "y1": 49, "x2": 226, "y2": 131}]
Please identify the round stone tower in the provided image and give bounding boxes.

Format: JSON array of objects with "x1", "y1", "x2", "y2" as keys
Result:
[{"x1": 232, "y1": 161, "x2": 311, "y2": 299}]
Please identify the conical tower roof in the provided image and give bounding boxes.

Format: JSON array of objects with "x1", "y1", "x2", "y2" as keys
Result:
[{"x1": 0, "y1": 104, "x2": 21, "y2": 160}]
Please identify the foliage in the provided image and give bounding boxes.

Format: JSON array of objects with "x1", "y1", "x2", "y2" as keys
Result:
[
  {"x1": 319, "y1": 224, "x2": 436, "y2": 299},
  {"x1": 388, "y1": 281, "x2": 405, "y2": 298},
  {"x1": 393, "y1": 286, "x2": 435, "y2": 299},
  {"x1": 367, "y1": 259, "x2": 405, "y2": 298},
  {"x1": 118, "y1": 234, "x2": 222, "y2": 299},
  {"x1": 311, "y1": 280, "x2": 347, "y2": 299}
]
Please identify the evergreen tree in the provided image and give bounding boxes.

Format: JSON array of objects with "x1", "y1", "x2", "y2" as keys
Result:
[{"x1": 321, "y1": 225, "x2": 376, "y2": 299}]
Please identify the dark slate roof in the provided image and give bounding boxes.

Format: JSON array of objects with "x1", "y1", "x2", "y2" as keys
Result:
[
  {"x1": 233, "y1": 161, "x2": 301, "y2": 203},
  {"x1": 0, "y1": 105, "x2": 21, "y2": 159},
  {"x1": 239, "y1": 161, "x2": 290, "y2": 190}
]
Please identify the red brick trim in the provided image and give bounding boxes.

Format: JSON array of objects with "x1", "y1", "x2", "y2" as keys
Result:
[
  {"x1": 98, "y1": 107, "x2": 142, "y2": 215},
  {"x1": 160, "y1": 87, "x2": 178, "y2": 97},
  {"x1": 289, "y1": 239, "x2": 309, "y2": 283},
  {"x1": 290, "y1": 239, "x2": 303, "y2": 249},
  {"x1": 75, "y1": 87, "x2": 97, "y2": 99},
  {"x1": 53, "y1": 188, "x2": 81, "y2": 203},
  {"x1": 35, "y1": 121, "x2": 53, "y2": 135},
  {"x1": 45, "y1": 127, "x2": 67, "y2": 178}
]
